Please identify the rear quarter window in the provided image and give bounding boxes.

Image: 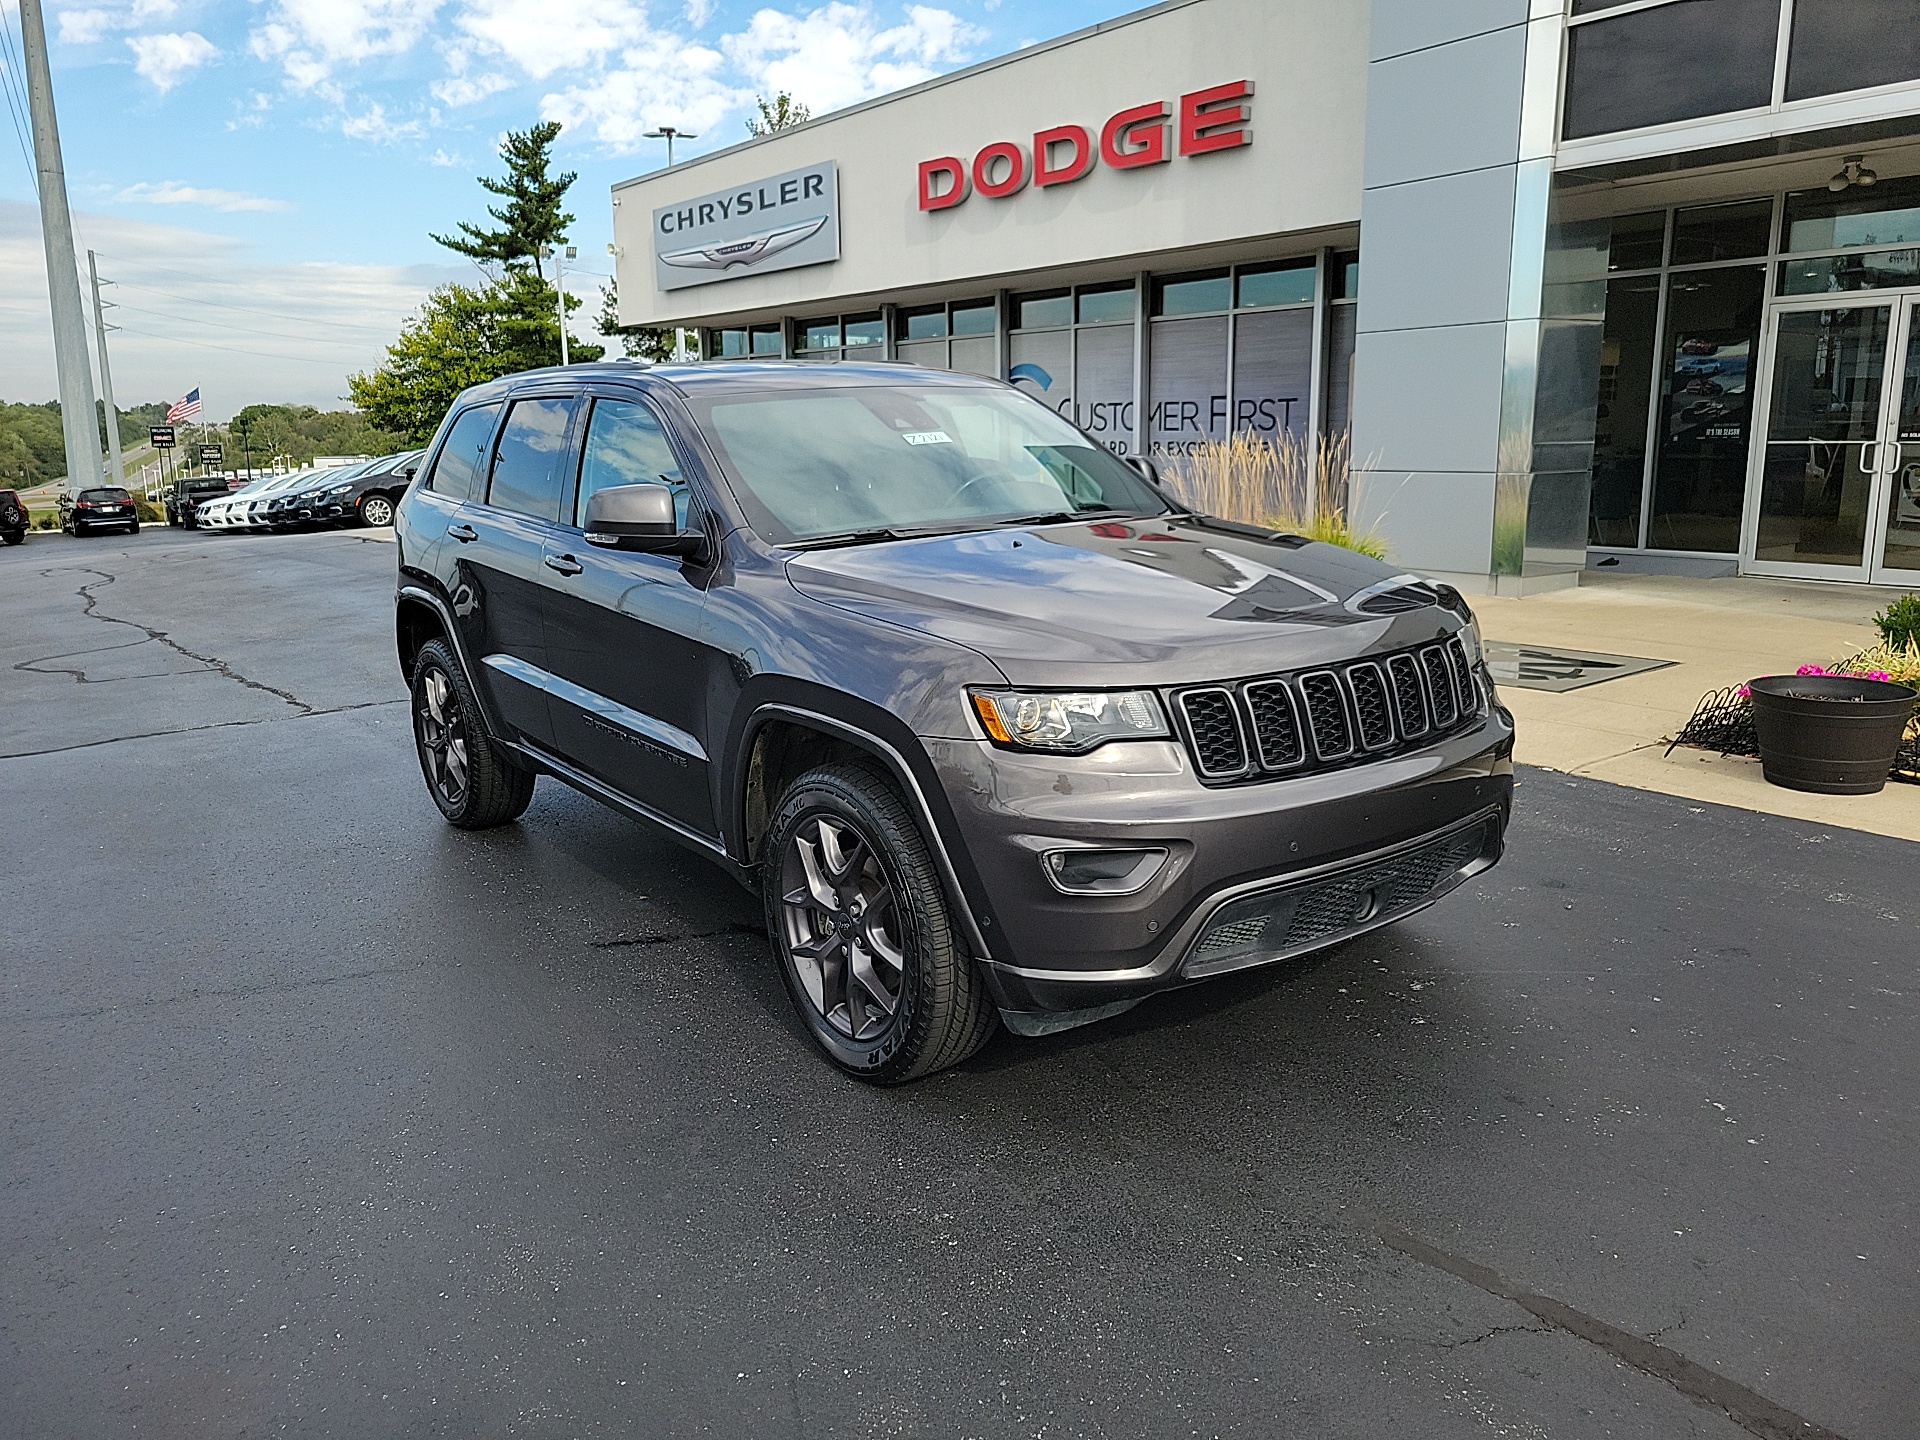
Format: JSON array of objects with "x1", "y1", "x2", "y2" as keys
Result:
[{"x1": 424, "y1": 404, "x2": 502, "y2": 502}]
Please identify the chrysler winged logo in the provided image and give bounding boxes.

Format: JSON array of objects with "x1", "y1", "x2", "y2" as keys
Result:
[{"x1": 659, "y1": 215, "x2": 830, "y2": 273}]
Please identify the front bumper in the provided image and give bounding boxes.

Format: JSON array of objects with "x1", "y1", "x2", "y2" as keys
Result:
[{"x1": 926, "y1": 707, "x2": 1514, "y2": 1015}]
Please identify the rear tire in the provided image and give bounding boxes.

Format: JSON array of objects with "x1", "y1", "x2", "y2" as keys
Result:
[
  {"x1": 128, "y1": 521, "x2": 140, "y2": 534},
  {"x1": 410, "y1": 637, "x2": 535, "y2": 829},
  {"x1": 359, "y1": 494, "x2": 395, "y2": 527},
  {"x1": 763, "y1": 762, "x2": 998, "y2": 1084},
  {"x1": 2, "y1": 531, "x2": 22, "y2": 546}
]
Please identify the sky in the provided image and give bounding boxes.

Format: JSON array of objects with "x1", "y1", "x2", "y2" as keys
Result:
[{"x1": 0, "y1": 0, "x2": 1135, "y2": 417}]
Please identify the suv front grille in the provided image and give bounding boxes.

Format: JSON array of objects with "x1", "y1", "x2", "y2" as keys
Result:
[{"x1": 1171, "y1": 635, "x2": 1486, "y2": 787}]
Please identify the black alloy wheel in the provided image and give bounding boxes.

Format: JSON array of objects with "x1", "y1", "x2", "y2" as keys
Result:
[
  {"x1": 359, "y1": 494, "x2": 395, "y2": 528},
  {"x1": 763, "y1": 763, "x2": 998, "y2": 1083},
  {"x1": 410, "y1": 637, "x2": 536, "y2": 829}
]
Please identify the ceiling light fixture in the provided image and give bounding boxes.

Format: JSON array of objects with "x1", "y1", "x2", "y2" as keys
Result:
[{"x1": 1829, "y1": 154, "x2": 1879, "y2": 192}]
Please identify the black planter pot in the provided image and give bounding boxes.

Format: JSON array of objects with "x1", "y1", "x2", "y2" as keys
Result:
[{"x1": 1747, "y1": 675, "x2": 1918, "y2": 795}]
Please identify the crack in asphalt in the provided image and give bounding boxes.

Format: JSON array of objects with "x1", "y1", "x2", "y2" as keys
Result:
[
  {"x1": 1, "y1": 963, "x2": 420, "y2": 1026},
  {"x1": 10, "y1": 634, "x2": 196, "y2": 685},
  {"x1": 14, "y1": 566, "x2": 314, "y2": 713},
  {"x1": 1378, "y1": 1225, "x2": 1851, "y2": 1440},
  {"x1": 591, "y1": 923, "x2": 766, "y2": 949},
  {"x1": 1437, "y1": 1322, "x2": 1551, "y2": 1351},
  {"x1": 0, "y1": 700, "x2": 406, "y2": 760}
]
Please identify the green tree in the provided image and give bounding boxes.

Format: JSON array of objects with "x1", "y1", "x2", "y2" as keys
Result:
[
  {"x1": 595, "y1": 279, "x2": 675, "y2": 362},
  {"x1": 747, "y1": 92, "x2": 811, "y2": 136},
  {"x1": 430, "y1": 121, "x2": 577, "y2": 280},
  {"x1": 349, "y1": 271, "x2": 602, "y2": 441}
]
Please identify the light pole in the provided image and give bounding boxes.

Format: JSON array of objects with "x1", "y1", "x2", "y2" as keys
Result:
[
  {"x1": 643, "y1": 126, "x2": 696, "y2": 167},
  {"x1": 87, "y1": 251, "x2": 126, "y2": 488},
  {"x1": 19, "y1": 0, "x2": 104, "y2": 496},
  {"x1": 539, "y1": 244, "x2": 579, "y2": 365}
]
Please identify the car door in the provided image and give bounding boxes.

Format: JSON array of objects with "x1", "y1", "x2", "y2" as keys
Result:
[
  {"x1": 538, "y1": 389, "x2": 720, "y2": 838},
  {"x1": 457, "y1": 391, "x2": 582, "y2": 750}
]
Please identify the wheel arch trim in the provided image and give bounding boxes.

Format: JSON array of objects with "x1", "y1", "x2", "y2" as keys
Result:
[
  {"x1": 395, "y1": 581, "x2": 510, "y2": 742},
  {"x1": 739, "y1": 703, "x2": 995, "y2": 962}
]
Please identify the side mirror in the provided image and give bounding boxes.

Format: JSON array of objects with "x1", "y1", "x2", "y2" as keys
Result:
[
  {"x1": 400, "y1": 464, "x2": 418, "y2": 481},
  {"x1": 583, "y1": 482, "x2": 709, "y2": 562},
  {"x1": 1127, "y1": 454, "x2": 1165, "y2": 486}
]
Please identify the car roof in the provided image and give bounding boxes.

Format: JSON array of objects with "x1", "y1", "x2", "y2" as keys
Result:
[{"x1": 461, "y1": 359, "x2": 999, "y2": 408}]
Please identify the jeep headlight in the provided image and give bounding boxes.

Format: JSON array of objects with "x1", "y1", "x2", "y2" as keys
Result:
[
  {"x1": 969, "y1": 689, "x2": 1169, "y2": 754},
  {"x1": 1456, "y1": 619, "x2": 1484, "y2": 665}
]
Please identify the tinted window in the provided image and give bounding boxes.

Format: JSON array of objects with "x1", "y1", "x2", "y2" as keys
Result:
[
  {"x1": 575, "y1": 399, "x2": 688, "y2": 528},
  {"x1": 950, "y1": 301, "x2": 996, "y2": 336},
  {"x1": 82, "y1": 487, "x2": 130, "y2": 501},
  {"x1": 1608, "y1": 211, "x2": 1667, "y2": 271},
  {"x1": 485, "y1": 397, "x2": 576, "y2": 522},
  {"x1": 427, "y1": 404, "x2": 501, "y2": 501},
  {"x1": 1785, "y1": 174, "x2": 1920, "y2": 253},
  {"x1": 1236, "y1": 261, "x2": 1315, "y2": 308},
  {"x1": 1076, "y1": 284, "x2": 1136, "y2": 324},
  {"x1": 1671, "y1": 199, "x2": 1773, "y2": 265},
  {"x1": 1787, "y1": 0, "x2": 1920, "y2": 101},
  {"x1": 1014, "y1": 292, "x2": 1071, "y2": 329},
  {"x1": 1564, "y1": 0, "x2": 1780, "y2": 140},
  {"x1": 1153, "y1": 271, "x2": 1231, "y2": 316}
]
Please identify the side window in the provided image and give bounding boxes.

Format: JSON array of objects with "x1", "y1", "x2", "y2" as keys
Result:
[
  {"x1": 426, "y1": 404, "x2": 501, "y2": 501},
  {"x1": 575, "y1": 398, "x2": 690, "y2": 528},
  {"x1": 485, "y1": 397, "x2": 578, "y2": 522}
]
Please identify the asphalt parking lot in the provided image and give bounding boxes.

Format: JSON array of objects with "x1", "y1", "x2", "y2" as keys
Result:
[{"x1": 2, "y1": 525, "x2": 1916, "y2": 1439}]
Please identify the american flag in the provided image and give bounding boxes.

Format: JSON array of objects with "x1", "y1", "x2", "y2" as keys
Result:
[{"x1": 166, "y1": 388, "x2": 202, "y2": 424}]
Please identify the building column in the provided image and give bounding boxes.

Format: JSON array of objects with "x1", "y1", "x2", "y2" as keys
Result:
[{"x1": 1351, "y1": 0, "x2": 1589, "y2": 595}]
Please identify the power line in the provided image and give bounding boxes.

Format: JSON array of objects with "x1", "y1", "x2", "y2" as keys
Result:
[
  {"x1": 108, "y1": 277, "x2": 404, "y2": 334},
  {"x1": 0, "y1": 2, "x2": 36, "y2": 185},
  {"x1": 109, "y1": 298, "x2": 385, "y2": 347},
  {"x1": 110, "y1": 323, "x2": 365, "y2": 366}
]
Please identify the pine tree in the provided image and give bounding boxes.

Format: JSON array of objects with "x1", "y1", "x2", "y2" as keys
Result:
[{"x1": 430, "y1": 121, "x2": 577, "y2": 280}]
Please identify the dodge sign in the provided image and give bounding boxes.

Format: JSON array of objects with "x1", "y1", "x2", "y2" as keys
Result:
[{"x1": 652, "y1": 161, "x2": 840, "y2": 293}]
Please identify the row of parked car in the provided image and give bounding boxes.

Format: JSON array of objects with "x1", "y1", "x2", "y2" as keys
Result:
[{"x1": 191, "y1": 449, "x2": 424, "y2": 533}]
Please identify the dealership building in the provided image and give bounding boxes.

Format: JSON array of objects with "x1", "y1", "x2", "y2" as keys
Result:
[{"x1": 611, "y1": 0, "x2": 1920, "y2": 593}]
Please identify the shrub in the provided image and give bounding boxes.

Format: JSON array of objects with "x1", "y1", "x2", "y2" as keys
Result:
[
  {"x1": 1874, "y1": 593, "x2": 1920, "y2": 651},
  {"x1": 1159, "y1": 431, "x2": 1386, "y2": 559}
]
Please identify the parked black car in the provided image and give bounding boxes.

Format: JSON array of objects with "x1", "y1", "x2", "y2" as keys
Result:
[
  {"x1": 316, "y1": 449, "x2": 422, "y2": 527},
  {"x1": 0, "y1": 488, "x2": 25, "y2": 545},
  {"x1": 165, "y1": 475, "x2": 233, "y2": 528},
  {"x1": 59, "y1": 487, "x2": 139, "y2": 536},
  {"x1": 393, "y1": 363, "x2": 1514, "y2": 1082}
]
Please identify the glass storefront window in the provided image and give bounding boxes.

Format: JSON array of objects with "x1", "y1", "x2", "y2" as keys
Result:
[
  {"x1": 951, "y1": 301, "x2": 996, "y2": 336},
  {"x1": 1646, "y1": 265, "x2": 1766, "y2": 552},
  {"x1": 1330, "y1": 251, "x2": 1359, "y2": 302},
  {"x1": 843, "y1": 313, "x2": 884, "y2": 347},
  {"x1": 1609, "y1": 212, "x2": 1667, "y2": 272},
  {"x1": 751, "y1": 325, "x2": 783, "y2": 356},
  {"x1": 1671, "y1": 200, "x2": 1773, "y2": 265},
  {"x1": 1153, "y1": 271, "x2": 1231, "y2": 317},
  {"x1": 899, "y1": 306, "x2": 946, "y2": 340},
  {"x1": 1563, "y1": 0, "x2": 1780, "y2": 141},
  {"x1": 1148, "y1": 315, "x2": 1228, "y2": 454},
  {"x1": 1780, "y1": 248, "x2": 1920, "y2": 294},
  {"x1": 1785, "y1": 175, "x2": 1920, "y2": 254},
  {"x1": 797, "y1": 319, "x2": 841, "y2": 351},
  {"x1": 713, "y1": 329, "x2": 749, "y2": 358},
  {"x1": 1787, "y1": 0, "x2": 1920, "y2": 103},
  {"x1": 1015, "y1": 291, "x2": 1071, "y2": 329},
  {"x1": 1232, "y1": 309, "x2": 1313, "y2": 441},
  {"x1": 1077, "y1": 283, "x2": 1136, "y2": 324},
  {"x1": 1236, "y1": 260, "x2": 1315, "y2": 309},
  {"x1": 1588, "y1": 275, "x2": 1661, "y2": 547}
]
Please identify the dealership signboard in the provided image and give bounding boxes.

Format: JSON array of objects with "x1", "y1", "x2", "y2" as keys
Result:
[{"x1": 651, "y1": 162, "x2": 840, "y2": 293}]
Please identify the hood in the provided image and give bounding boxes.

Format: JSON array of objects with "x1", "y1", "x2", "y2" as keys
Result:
[{"x1": 785, "y1": 517, "x2": 1465, "y2": 687}]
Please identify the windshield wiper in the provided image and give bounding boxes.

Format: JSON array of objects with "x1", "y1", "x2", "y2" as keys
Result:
[
  {"x1": 785, "y1": 524, "x2": 965, "y2": 551},
  {"x1": 992, "y1": 508, "x2": 1144, "y2": 527}
]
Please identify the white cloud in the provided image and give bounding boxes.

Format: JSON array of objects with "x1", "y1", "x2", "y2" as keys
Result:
[
  {"x1": 426, "y1": 147, "x2": 464, "y2": 167},
  {"x1": 722, "y1": 3, "x2": 981, "y2": 116},
  {"x1": 451, "y1": 0, "x2": 650, "y2": 80},
  {"x1": 684, "y1": 0, "x2": 713, "y2": 24},
  {"x1": 250, "y1": 0, "x2": 444, "y2": 89},
  {"x1": 540, "y1": 29, "x2": 743, "y2": 152},
  {"x1": 131, "y1": 0, "x2": 179, "y2": 21},
  {"x1": 127, "y1": 31, "x2": 218, "y2": 92},
  {"x1": 340, "y1": 100, "x2": 425, "y2": 141},
  {"x1": 118, "y1": 180, "x2": 293, "y2": 212},
  {"x1": 431, "y1": 69, "x2": 512, "y2": 106},
  {"x1": 58, "y1": 9, "x2": 116, "y2": 44}
]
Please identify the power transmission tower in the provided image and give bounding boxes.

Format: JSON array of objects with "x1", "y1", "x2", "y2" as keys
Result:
[
  {"x1": 88, "y1": 251, "x2": 126, "y2": 488},
  {"x1": 18, "y1": 0, "x2": 102, "y2": 495}
]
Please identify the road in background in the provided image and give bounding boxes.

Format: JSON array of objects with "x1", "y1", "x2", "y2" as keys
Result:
[{"x1": 2, "y1": 528, "x2": 1915, "y2": 1439}]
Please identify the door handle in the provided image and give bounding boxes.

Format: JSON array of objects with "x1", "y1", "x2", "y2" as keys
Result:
[
  {"x1": 447, "y1": 522, "x2": 478, "y2": 542},
  {"x1": 544, "y1": 553, "x2": 583, "y2": 577}
]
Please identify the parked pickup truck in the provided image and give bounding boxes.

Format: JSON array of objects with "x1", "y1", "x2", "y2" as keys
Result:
[{"x1": 165, "y1": 476, "x2": 237, "y2": 529}]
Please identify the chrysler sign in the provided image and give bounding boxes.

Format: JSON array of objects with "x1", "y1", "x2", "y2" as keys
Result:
[
  {"x1": 652, "y1": 161, "x2": 840, "y2": 292},
  {"x1": 918, "y1": 81, "x2": 1253, "y2": 211}
]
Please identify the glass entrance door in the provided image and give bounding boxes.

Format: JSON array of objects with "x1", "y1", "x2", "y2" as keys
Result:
[
  {"x1": 1747, "y1": 292, "x2": 1920, "y2": 582},
  {"x1": 1872, "y1": 300, "x2": 1920, "y2": 583},
  {"x1": 1747, "y1": 298, "x2": 1892, "y2": 578}
]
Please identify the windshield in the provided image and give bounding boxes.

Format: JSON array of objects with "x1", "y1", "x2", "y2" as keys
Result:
[
  {"x1": 687, "y1": 382, "x2": 1169, "y2": 545},
  {"x1": 82, "y1": 487, "x2": 131, "y2": 501}
]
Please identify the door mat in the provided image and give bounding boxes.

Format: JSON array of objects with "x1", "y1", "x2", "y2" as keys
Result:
[{"x1": 1483, "y1": 641, "x2": 1674, "y2": 692}]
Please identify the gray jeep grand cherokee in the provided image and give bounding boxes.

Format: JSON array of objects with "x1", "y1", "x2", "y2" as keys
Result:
[{"x1": 394, "y1": 361, "x2": 1514, "y2": 1082}]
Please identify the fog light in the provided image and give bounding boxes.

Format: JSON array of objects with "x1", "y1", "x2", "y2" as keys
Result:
[{"x1": 1042, "y1": 846, "x2": 1168, "y2": 896}]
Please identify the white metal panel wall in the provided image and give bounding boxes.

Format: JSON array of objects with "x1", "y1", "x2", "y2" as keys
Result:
[{"x1": 610, "y1": 0, "x2": 1367, "y2": 329}]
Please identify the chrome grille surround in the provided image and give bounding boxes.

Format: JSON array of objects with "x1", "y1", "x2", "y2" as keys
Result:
[{"x1": 1170, "y1": 634, "x2": 1487, "y2": 787}]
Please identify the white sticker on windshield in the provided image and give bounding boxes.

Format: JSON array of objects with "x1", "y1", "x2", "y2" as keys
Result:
[{"x1": 901, "y1": 430, "x2": 953, "y2": 446}]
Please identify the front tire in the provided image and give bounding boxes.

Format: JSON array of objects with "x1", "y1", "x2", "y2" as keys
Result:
[
  {"x1": 128, "y1": 521, "x2": 140, "y2": 534},
  {"x1": 2, "y1": 531, "x2": 22, "y2": 546},
  {"x1": 763, "y1": 762, "x2": 998, "y2": 1084},
  {"x1": 359, "y1": 494, "x2": 395, "y2": 527},
  {"x1": 410, "y1": 638, "x2": 535, "y2": 829}
]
